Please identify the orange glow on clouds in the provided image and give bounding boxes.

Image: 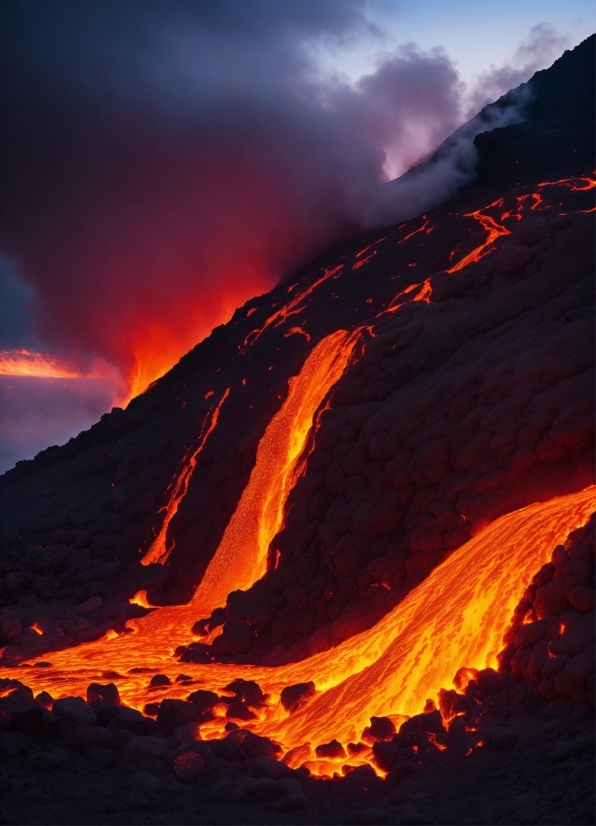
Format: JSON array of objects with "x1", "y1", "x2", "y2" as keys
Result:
[
  {"x1": 0, "y1": 349, "x2": 94, "y2": 380},
  {"x1": 0, "y1": 349, "x2": 128, "y2": 408}
]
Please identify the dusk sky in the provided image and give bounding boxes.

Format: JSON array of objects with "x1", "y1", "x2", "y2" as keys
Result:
[{"x1": 0, "y1": 0, "x2": 594, "y2": 473}]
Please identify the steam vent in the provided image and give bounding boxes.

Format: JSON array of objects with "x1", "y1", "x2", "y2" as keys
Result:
[{"x1": 0, "y1": 34, "x2": 594, "y2": 826}]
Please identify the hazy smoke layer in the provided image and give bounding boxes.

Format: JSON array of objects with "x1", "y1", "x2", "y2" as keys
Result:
[
  {"x1": 0, "y1": 3, "x2": 573, "y2": 469},
  {"x1": 0, "y1": 3, "x2": 474, "y2": 375},
  {"x1": 365, "y1": 88, "x2": 531, "y2": 228}
]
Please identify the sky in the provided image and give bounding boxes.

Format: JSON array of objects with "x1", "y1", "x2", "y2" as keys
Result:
[
  {"x1": 0, "y1": 0, "x2": 594, "y2": 473},
  {"x1": 319, "y1": 1, "x2": 594, "y2": 88}
]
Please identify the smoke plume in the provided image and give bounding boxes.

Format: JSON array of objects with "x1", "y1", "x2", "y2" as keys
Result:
[{"x1": 0, "y1": 2, "x2": 573, "y2": 468}]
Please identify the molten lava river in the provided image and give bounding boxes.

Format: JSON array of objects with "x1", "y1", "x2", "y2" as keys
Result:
[{"x1": 4, "y1": 487, "x2": 595, "y2": 777}]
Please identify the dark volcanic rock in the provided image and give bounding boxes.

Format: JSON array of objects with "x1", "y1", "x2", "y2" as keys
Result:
[
  {"x1": 224, "y1": 678, "x2": 265, "y2": 707},
  {"x1": 498, "y1": 515, "x2": 595, "y2": 706},
  {"x1": 362, "y1": 715, "x2": 396, "y2": 743},
  {"x1": 173, "y1": 750, "x2": 205, "y2": 782},
  {"x1": 474, "y1": 35, "x2": 595, "y2": 186},
  {"x1": 315, "y1": 739, "x2": 346, "y2": 759},
  {"x1": 280, "y1": 681, "x2": 316, "y2": 713},
  {"x1": 86, "y1": 682, "x2": 120, "y2": 705},
  {"x1": 186, "y1": 689, "x2": 220, "y2": 722},
  {"x1": 155, "y1": 699, "x2": 198, "y2": 736}
]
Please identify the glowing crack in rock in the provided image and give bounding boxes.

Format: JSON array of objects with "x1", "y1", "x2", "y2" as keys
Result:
[
  {"x1": 242, "y1": 265, "x2": 343, "y2": 349},
  {"x1": 141, "y1": 388, "x2": 231, "y2": 566}
]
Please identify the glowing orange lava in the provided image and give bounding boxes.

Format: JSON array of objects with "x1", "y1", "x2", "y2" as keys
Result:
[
  {"x1": 444, "y1": 176, "x2": 595, "y2": 273},
  {"x1": 399, "y1": 217, "x2": 430, "y2": 243},
  {"x1": 537, "y1": 175, "x2": 596, "y2": 191},
  {"x1": 446, "y1": 199, "x2": 511, "y2": 273},
  {"x1": 242, "y1": 265, "x2": 343, "y2": 349},
  {"x1": 354, "y1": 236, "x2": 388, "y2": 260},
  {"x1": 284, "y1": 326, "x2": 311, "y2": 341},
  {"x1": 352, "y1": 251, "x2": 377, "y2": 270},
  {"x1": 380, "y1": 278, "x2": 432, "y2": 315},
  {"x1": 141, "y1": 388, "x2": 231, "y2": 566},
  {"x1": 6, "y1": 487, "x2": 594, "y2": 777},
  {"x1": 192, "y1": 328, "x2": 363, "y2": 612}
]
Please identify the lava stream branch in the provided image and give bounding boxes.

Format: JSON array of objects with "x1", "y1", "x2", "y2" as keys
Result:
[
  {"x1": 446, "y1": 200, "x2": 510, "y2": 273},
  {"x1": 537, "y1": 175, "x2": 596, "y2": 191},
  {"x1": 445, "y1": 176, "x2": 594, "y2": 274},
  {"x1": 379, "y1": 278, "x2": 433, "y2": 316},
  {"x1": 242, "y1": 265, "x2": 343, "y2": 349},
  {"x1": 399, "y1": 217, "x2": 430, "y2": 244},
  {"x1": 141, "y1": 387, "x2": 231, "y2": 566}
]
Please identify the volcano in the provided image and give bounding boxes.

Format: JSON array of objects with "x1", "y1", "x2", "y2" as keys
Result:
[{"x1": 0, "y1": 36, "x2": 593, "y2": 826}]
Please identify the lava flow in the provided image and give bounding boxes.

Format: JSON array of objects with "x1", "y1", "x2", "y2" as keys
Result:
[
  {"x1": 446, "y1": 198, "x2": 511, "y2": 273},
  {"x1": 142, "y1": 388, "x2": 231, "y2": 566},
  {"x1": 4, "y1": 487, "x2": 594, "y2": 777},
  {"x1": 380, "y1": 278, "x2": 432, "y2": 315},
  {"x1": 242, "y1": 265, "x2": 343, "y2": 349},
  {"x1": 192, "y1": 327, "x2": 364, "y2": 612},
  {"x1": 271, "y1": 486, "x2": 596, "y2": 751},
  {"x1": 443, "y1": 175, "x2": 595, "y2": 274}
]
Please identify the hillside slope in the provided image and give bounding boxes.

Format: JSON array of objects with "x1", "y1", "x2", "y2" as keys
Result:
[{"x1": 0, "y1": 36, "x2": 593, "y2": 668}]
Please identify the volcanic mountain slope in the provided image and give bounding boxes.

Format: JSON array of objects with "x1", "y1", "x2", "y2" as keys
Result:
[{"x1": 0, "y1": 36, "x2": 594, "y2": 669}]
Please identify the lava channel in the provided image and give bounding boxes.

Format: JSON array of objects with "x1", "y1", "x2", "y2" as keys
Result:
[
  {"x1": 192, "y1": 327, "x2": 363, "y2": 612},
  {"x1": 141, "y1": 387, "x2": 231, "y2": 566},
  {"x1": 3, "y1": 486, "x2": 594, "y2": 779}
]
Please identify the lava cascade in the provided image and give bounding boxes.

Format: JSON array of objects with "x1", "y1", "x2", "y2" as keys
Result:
[{"x1": 191, "y1": 328, "x2": 365, "y2": 612}]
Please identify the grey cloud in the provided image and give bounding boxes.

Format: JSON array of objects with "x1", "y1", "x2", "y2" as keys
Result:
[{"x1": 465, "y1": 23, "x2": 570, "y2": 114}]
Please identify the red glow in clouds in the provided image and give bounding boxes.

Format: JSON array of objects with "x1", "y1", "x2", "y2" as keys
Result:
[{"x1": 0, "y1": 350, "x2": 92, "y2": 380}]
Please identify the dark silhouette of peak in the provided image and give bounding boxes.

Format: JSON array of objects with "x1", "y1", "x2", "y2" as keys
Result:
[
  {"x1": 474, "y1": 34, "x2": 595, "y2": 186},
  {"x1": 369, "y1": 37, "x2": 594, "y2": 229},
  {"x1": 524, "y1": 33, "x2": 595, "y2": 122}
]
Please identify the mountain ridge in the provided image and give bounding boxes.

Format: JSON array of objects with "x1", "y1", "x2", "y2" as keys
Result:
[{"x1": 0, "y1": 36, "x2": 593, "y2": 668}]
